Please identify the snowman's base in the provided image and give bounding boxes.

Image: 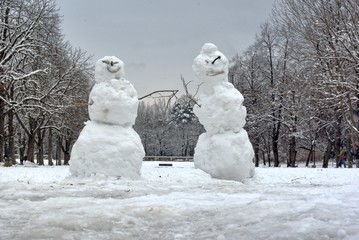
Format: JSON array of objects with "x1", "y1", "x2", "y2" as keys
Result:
[
  {"x1": 69, "y1": 121, "x2": 145, "y2": 179},
  {"x1": 194, "y1": 129, "x2": 255, "y2": 181}
]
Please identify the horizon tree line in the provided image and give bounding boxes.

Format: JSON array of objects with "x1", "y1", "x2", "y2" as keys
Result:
[
  {"x1": 0, "y1": 0, "x2": 92, "y2": 166},
  {"x1": 135, "y1": 0, "x2": 359, "y2": 168},
  {"x1": 1, "y1": 0, "x2": 358, "y2": 168}
]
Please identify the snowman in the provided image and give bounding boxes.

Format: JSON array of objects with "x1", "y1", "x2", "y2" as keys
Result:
[
  {"x1": 69, "y1": 56, "x2": 145, "y2": 179},
  {"x1": 192, "y1": 43, "x2": 255, "y2": 181}
]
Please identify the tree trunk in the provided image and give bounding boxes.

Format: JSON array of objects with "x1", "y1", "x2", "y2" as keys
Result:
[
  {"x1": 334, "y1": 115, "x2": 342, "y2": 167},
  {"x1": 0, "y1": 82, "x2": 5, "y2": 163},
  {"x1": 27, "y1": 134, "x2": 36, "y2": 163},
  {"x1": 0, "y1": 6, "x2": 9, "y2": 163},
  {"x1": 346, "y1": 136, "x2": 353, "y2": 168},
  {"x1": 182, "y1": 128, "x2": 189, "y2": 156},
  {"x1": 266, "y1": 144, "x2": 272, "y2": 167},
  {"x1": 288, "y1": 136, "x2": 297, "y2": 167},
  {"x1": 262, "y1": 151, "x2": 266, "y2": 166},
  {"x1": 37, "y1": 146, "x2": 44, "y2": 165},
  {"x1": 56, "y1": 136, "x2": 62, "y2": 165},
  {"x1": 273, "y1": 133, "x2": 280, "y2": 167},
  {"x1": 254, "y1": 139, "x2": 260, "y2": 167},
  {"x1": 18, "y1": 131, "x2": 26, "y2": 163},
  {"x1": 48, "y1": 128, "x2": 53, "y2": 166},
  {"x1": 322, "y1": 139, "x2": 333, "y2": 168},
  {"x1": 63, "y1": 137, "x2": 71, "y2": 165},
  {"x1": 8, "y1": 108, "x2": 16, "y2": 165},
  {"x1": 36, "y1": 130, "x2": 44, "y2": 165},
  {"x1": 7, "y1": 84, "x2": 16, "y2": 165},
  {"x1": 305, "y1": 145, "x2": 313, "y2": 167}
]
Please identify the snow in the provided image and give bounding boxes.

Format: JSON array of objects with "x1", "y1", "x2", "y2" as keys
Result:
[
  {"x1": 69, "y1": 121, "x2": 144, "y2": 179},
  {"x1": 194, "y1": 82, "x2": 247, "y2": 134},
  {"x1": 193, "y1": 43, "x2": 255, "y2": 180},
  {"x1": 1, "y1": 162, "x2": 358, "y2": 240},
  {"x1": 88, "y1": 79, "x2": 139, "y2": 126},
  {"x1": 192, "y1": 43, "x2": 229, "y2": 95},
  {"x1": 194, "y1": 130, "x2": 255, "y2": 180},
  {"x1": 94, "y1": 56, "x2": 125, "y2": 83},
  {"x1": 70, "y1": 56, "x2": 145, "y2": 179}
]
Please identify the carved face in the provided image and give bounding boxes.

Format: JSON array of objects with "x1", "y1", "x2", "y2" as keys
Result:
[
  {"x1": 102, "y1": 59, "x2": 122, "y2": 73},
  {"x1": 192, "y1": 43, "x2": 229, "y2": 81},
  {"x1": 95, "y1": 56, "x2": 125, "y2": 83}
]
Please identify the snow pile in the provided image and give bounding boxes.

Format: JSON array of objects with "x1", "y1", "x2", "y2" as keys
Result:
[
  {"x1": 69, "y1": 56, "x2": 145, "y2": 179},
  {"x1": 193, "y1": 43, "x2": 255, "y2": 181},
  {"x1": 1, "y1": 164, "x2": 358, "y2": 240}
]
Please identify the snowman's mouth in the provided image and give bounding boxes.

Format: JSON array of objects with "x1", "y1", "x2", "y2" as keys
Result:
[
  {"x1": 102, "y1": 60, "x2": 121, "y2": 73},
  {"x1": 107, "y1": 65, "x2": 121, "y2": 73},
  {"x1": 206, "y1": 70, "x2": 225, "y2": 76}
]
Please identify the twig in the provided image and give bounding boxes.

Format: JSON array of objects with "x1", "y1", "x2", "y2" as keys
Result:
[
  {"x1": 139, "y1": 90, "x2": 179, "y2": 108},
  {"x1": 212, "y1": 56, "x2": 221, "y2": 64},
  {"x1": 138, "y1": 90, "x2": 178, "y2": 100},
  {"x1": 180, "y1": 75, "x2": 202, "y2": 108}
]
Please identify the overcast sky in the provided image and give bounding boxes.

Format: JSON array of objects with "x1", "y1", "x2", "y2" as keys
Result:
[{"x1": 56, "y1": 0, "x2": 276, "y2": 98}]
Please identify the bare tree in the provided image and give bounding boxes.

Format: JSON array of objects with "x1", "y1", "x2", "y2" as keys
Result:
[
  {"x1": 0, "y1": 0, "x2": 92, "y2": 166},
  {"x1": 0, "y1": 0, "x2": 60, "y2": 164},
  {"x1": 273, "y1": 0, "x2": 359, "y2": 166}
]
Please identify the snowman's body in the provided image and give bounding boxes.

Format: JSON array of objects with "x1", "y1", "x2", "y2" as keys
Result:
[
  {"x1": 69, "y1": 56, "x2": 144, "y2": 179},
  {"x1": 88, "y1": 79, "x2": 138, "y2": 126},
  {"x1": 193, "y1": 43, "x2": 255, "y2": 181}
]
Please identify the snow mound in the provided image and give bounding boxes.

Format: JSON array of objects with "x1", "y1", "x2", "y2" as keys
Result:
[
  {"x1": 1, "y1": 164, "x2": 358, "y2": 239},
  {"x1": 69, "y1": 121, "x2": 144, "y2": 179}
]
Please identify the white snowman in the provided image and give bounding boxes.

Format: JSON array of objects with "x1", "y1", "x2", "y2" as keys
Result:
[
  {"x1": 69, "y1": 56, "x2": 145, "y2": 179},
  {"x1": 193, "y1": 43, "x2": 255, "y2": 181},
  {"x1": 89, "y1": 57, "x2": 139, "y2": 126}
]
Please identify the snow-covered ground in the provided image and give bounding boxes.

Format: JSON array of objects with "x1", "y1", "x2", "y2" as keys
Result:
[{"x1": 0, "y1": 161, "x2": 358, "y2": 240}]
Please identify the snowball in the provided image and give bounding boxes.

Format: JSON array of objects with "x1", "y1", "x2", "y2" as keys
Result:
[
  {"x1": 194, "y1": 129, "x2": 255, "y2": 181},
  {"x1": 192, "y1": 43, "x2": 229, "y2": 93},
  {"x1": 194, "y1": 81, "x2": 246, "y2": 135},
  {"x1": 200, "y1": 43, "x2": 218, "y2": 54},
  {"x1": 88, "y1": 79, "x2": 139, "y2": 126},
  {"x1": 95, "y1": 56, "x2": 125, "y2": 83},
  {"x1": 69, "y1": 121, "x2": 145, "y2": 179}
]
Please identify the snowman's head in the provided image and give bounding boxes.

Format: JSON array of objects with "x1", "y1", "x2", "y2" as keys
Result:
[
  {"x1": 95, "y1": 56, "x2": 125, "y2": 83},
  {"x1": 192, "y1": 43, "x2": 229, "y2": 83}
]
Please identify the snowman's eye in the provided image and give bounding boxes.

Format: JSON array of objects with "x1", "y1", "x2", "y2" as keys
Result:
[
  {"x1": 212, "y1": 56, "x2": 221, "y2": 64},
  {"x1": 205, "y1": 60, "x2": 209, "y2": 64}
]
